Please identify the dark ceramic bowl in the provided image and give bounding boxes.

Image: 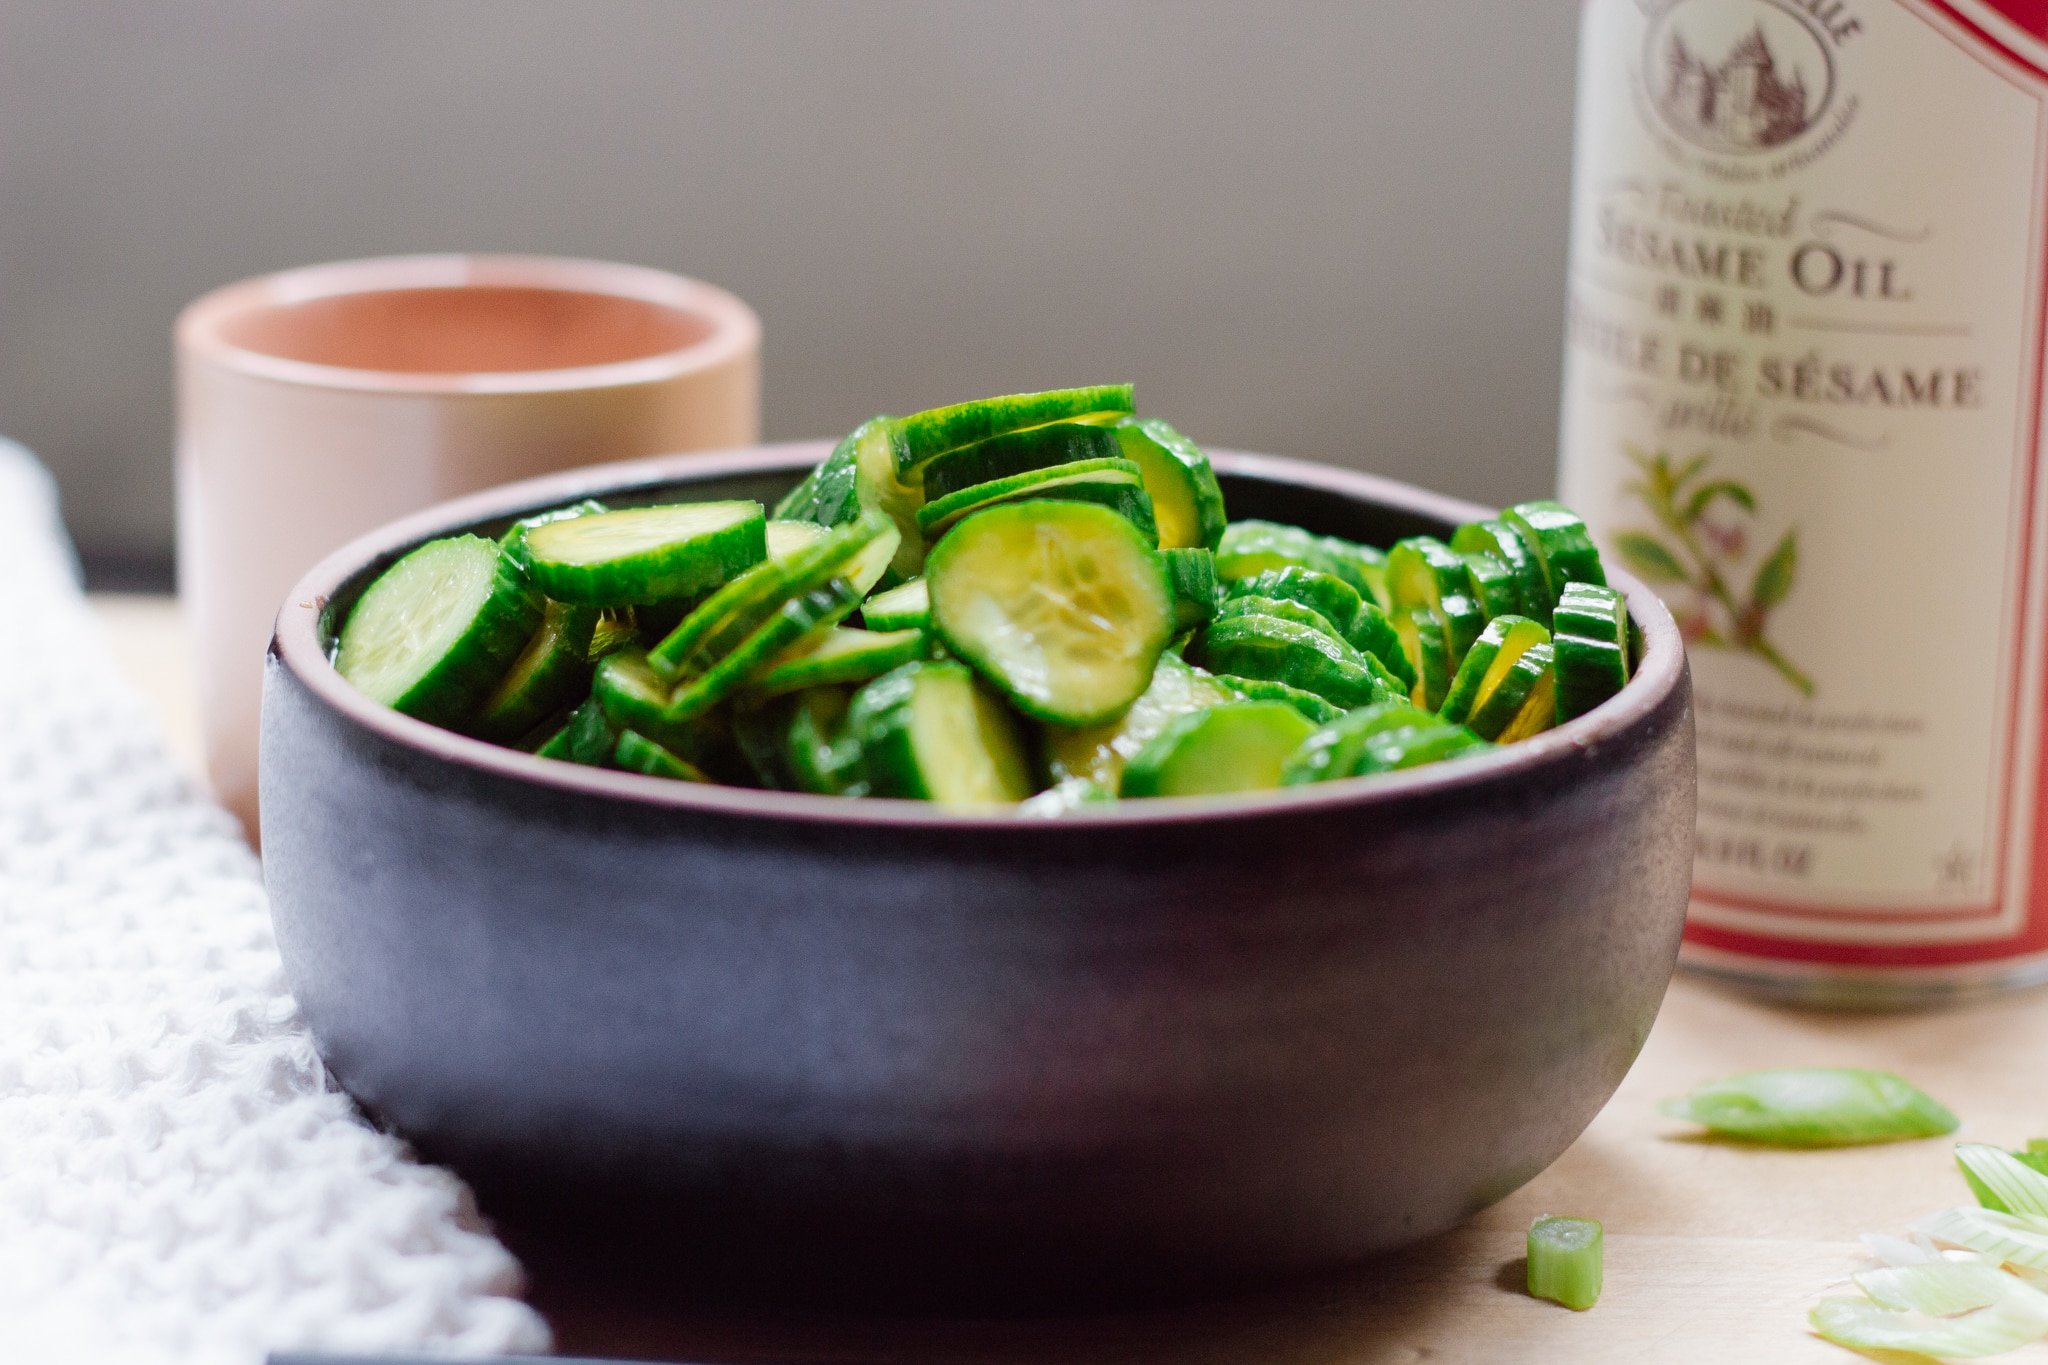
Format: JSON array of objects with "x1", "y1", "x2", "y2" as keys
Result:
[{"x1": 261, "y1": 443, "x2": 1694, "y2": 1304}]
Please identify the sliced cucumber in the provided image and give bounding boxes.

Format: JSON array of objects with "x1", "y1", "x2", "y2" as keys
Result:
[
  {"x1": 847, "y1": 660, "x2": 1035, "y2": 805},
  {"x1": 920, "y1": 421, "x2": 1122, "y2": 503},
  {"x1": 335, "y1": 535, "x2": 544, "y2": 727},
  {"x1": 524, "y1": 501, "x2": 767, "y2": 606},
  {"x1": 750, "y1": 626, "x2": 926, "y2": 696},
  {"x1": 471, "y1": 599, "x2": 598, "y2": 742},
  {"x1": 587, "y1": 608, "x2": 640, "y2": 661},
  {"x1": 1164, "y1": 547, "x2": 1221, "y2": 631},
  {"x1": 1551, "y1": 581, "x2": 1630, "y2": 721},
  {"x1": 1317, "y1": 535, "x2": 1391, "y2": 610},
  {"x1": 614, "y1": 729, "x2": 709, "y2": 782},
  {"x1": 773, "y1": 442, "x2": 861, "y2": 526},
  {"x1": 1214, "y1": 594, "x2": 1351, "y2": 645},
  {"x1": 1451, "y1": 519, "x2": 1548, "y2": 625},
  {"x1": 1348, "y1": 720, "x2": 1492, "y2": 775},
  {"x1": 1348, "y1": 601, "x2": 1416, "y2": 690},
  {"x1": 1110, "y1": 417, "x2": 1228, "y2": 551},
  {"x1": 861, "y1": 577, "x2": 930, "y2": 632},
  {"x1": 499, "y1": 498, "x2": 607, "y2": 567},
  {"x1": 1386, "y1": 536, "x2": 1486, "y2": 666},
  {"x1": 767, "y1": 519, "x2": 830, "y2": 560},
  {"x1": 1196, "y1": 614, "x2": 1397, "y2": 710},
  {"x1": 1466, "y1": 639, "x2": 1558, "y2": 743},
  {"x1": 1119, "y1": 701, "x2": 1316, "y2": 798},
  {"x1": 534, "y1": 696, "x2": 618, "y2": 766},
  {"x1": 1281, "y1": 701, "x2": 1438, "y2": 785},
  {"x1": 927, "y1": 499, "x2": 1175, "y2": 726},
  {"x1": 1216, "y1": 674, "x2": 1344, "y2": 724},
  {"x1": 1394, "y1": 605, "x2": 1454, "y2": 710},
  {"x1": 784, "y1": 685, "x2": 865, "y2": 796},
  {"x1": 732, "y1": 694, "x2": 802, "y2": 789},
  {"x1": 1042, "y1": 650, "x2": 1239, "y2": 789},
  {"x1": 893, "y1": 384, "x2": 1135, "y2": 476},
  {"x1": 1440, "y1": 615, "x2": 1552, "y2": 727},
  {"x1": 593, "y1": 647, "x2": 702, "y2": 755},
  {"x1": 915, "y1": 457, "x2": 1157, "y2": 543},
  {"x1": 833, "y1": 416, "x2": 928, "y2": 579},
  {"x1": 666, "y1": 580, "x2": 864, "y2": 723},
  {"x1": 1504, "y1": 500, "x2": 1607, "y2": 618},
  {"x1": 649, "y1": 513, "x2": 889, "y2": 680},
  {"x1": 1214, "y1": 520, "x2": 1349, "y2": 585},
  {"x1": 1225, "y1": 568, "x2": 1362, "y2": 643},
  {"x1": 1461, "y1": 548, "x2": 1523, "y2": 621}
]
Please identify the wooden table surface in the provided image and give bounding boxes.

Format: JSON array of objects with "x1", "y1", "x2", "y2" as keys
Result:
[{"x1": 93, "y1": 594, "x2": 2048, "y2": 1364}]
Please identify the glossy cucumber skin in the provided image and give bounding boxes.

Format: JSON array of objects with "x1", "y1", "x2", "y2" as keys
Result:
[
  {"x1": 845, "y1": 660, "x2": 1033, "y2": 803},
  {"x1": 1394, "y1": 606, "x2": 1453, "y2": 711},
  {"x1": 1551, "y1": 582, "x2": 1630, "y2": 721},
  {"x1": 613, "y1": 729, "x2": 709, "y2": 782},
  {"x1": 1439, "y1": 615, "x2": 1549, "y2": 728},
  {"x1": 752, "y1": 627, "x2": 926, "y2": 696},
  {"x1": 524, "y1": 502, "x2": 768, "y2": 607},
  {"x1": 1213, "y1": 595, "x2": 1351, "y2": 645},
  {"x1": 1163, "y1": 548, "x2": 1221, "y2": 631},
  {"x1": 773, "y1": 433, "x2": 863, "y2": 526},
  {"x1": 1467, "y1": 640, "x2": 1558, "y2": 742},
  {"x1": 1196, "y1": 615, "x2": 1396, "y2": 710},
  {"x1": 1461, "y1": 548, "x2": 1523, "y2": 620},
  {"x1": 1214, "y1": 520, "x2": 1351, "y2": 586},
  {"x1": 1503, "y1": 500, "x2": 1607, "y2": 617},
  {"x1": 915, "y1": 457, "x2": 1157, "y2": 543},
  {"x1": 1216, "y1": 675, "x2": 1343, "y2": 724},
  {"x1": 1111, "y1": 417, "x2": 1228, "y2": 551},
  {"x1": 1452, "y1": 520, "x2": 1548, "y2": 626},
  {"x1": 469, "y1": 600, "x2": 599, "y2": 743},
  {"x1": 533, "y1": 696, "x2": 618, "y2": 766},
  {"x1": 1224, "y1": 568, "x2": 1361, "y2": 643},
  {"x1": 337, "y1": 536, "x2": 545, "y2": 729},
  {"x1": 893, "y1": 384, "x2": 1135, "y2": 475},
  {"x1": 860, "y1": 578, "x2": 930, "y2": 633},
  {"x1": 1118, "y1": 701, "x2": 1316, "y2": 798},
  {"x1": 1279, "y1": 701, "x2": 1438, "y2": 786},
  {"x1": 1387, "y1": 536, "x2": 1487, "y2": 668},
  {"x1": 920, "y1": 421, "x2": 1123, "y2": 503},
  {"x1": 1040, "y1": 651, "x2": 1239, "y2": 790},
  {"x1": 667, "y1": 580, "x2": 865, "y2": 723}
]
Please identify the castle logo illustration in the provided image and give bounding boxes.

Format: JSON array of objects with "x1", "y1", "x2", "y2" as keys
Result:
[{"x1": 1643, "y1": 0, "x2": 1837, "y2": 156}]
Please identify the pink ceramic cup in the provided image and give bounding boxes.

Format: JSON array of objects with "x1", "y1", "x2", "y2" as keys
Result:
[{"x1": 176, "y1": 254, "x2": 761, "y2": 840}]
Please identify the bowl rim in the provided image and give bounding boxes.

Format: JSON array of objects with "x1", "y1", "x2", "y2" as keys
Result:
[{"x1": 270, "y1": 442, "x2": 1688, "y2": 830}]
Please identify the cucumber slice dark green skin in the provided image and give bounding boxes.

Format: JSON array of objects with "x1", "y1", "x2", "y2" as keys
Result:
[
  {"x1": 1395, "y1": 606, "x2": 1454, "y2": 710},
  {"x1": 892, "y1": 384, "x2": 1135, "y2": 477},
  {"x1": 1214, "y1": 520, "x2": 1352, "y2": 586},
  {"x1": 773, "y1": 438, "x2": 863, "y2": 526},
  {"x1": 846, "y1": 660, "x2": 1036, "y2": 805},
  {"x1": 1118, "y1": 701, "x2": 1317, "y2": 798},
  {"x1": 749, "y1": 626, "x2": 926, "y2": 696},
  {"x1": 920, "y1": 421, "x2": 1124, "y2": 503},
  {"x1": 1439, "y1": 615, "x2": 1551, "y2": 727},
  {"x1": 592, "y1": 647, "x2": 721, "y2": 758},
  {"x1": 1551, "y1": 581, "x2": 1630, "y2": 721},
  {"x1": 1110, "y1": 417, "x2": 1229, "y2": 551},
  {"x1": 335, "y1": 535, "x2": 545, "y2": 728},
  {"x1": 1217, "y1": 674, "x2": 1343, "y2": 724},
  {"x1": 1195, "y1": 615, "x2": 1398, "y2": 710},
  {"x1": 524, "y1": 501, "x2": 768, "y2": 607},
  {"x1": 915, "y1": 457, "x2": 1158, "y2": 543},
  {"x1": 1213, "y1": 595, "x2": 1351, "y2": 645},
  {"x1": 732, "y1": 694, "x2": 803, "y2": 789},
  {"x1": 1461, "y1": 548, "x2": 1524, "y2": 621},
  {"x1": 1503, "y1": 500, "x2": 1608, "y2": 618},
  {"x1": 1224, "y1": 567, "x2": 1363, "y2": 645},
  {"x1": 784, "y1": 686, "x2": 865, "y2": 796},
  {"x1": 1348, "y1": 721, "x2": 1492, "y2": 776},
  {"x1": 1349, "y1": 601, "x2": 1417, "y2": 691},
  {"x1": 613, "y1": 729, "x2": 710, "y2": 782},
  {"x1": 928, "y1": 499, "x2": 1176, "y2": 727},
  {"x1": 666, "y1": 580, "x2": 865, "y2": 724},
  {"x1": 860, "y1": 577, "x2": 930, "y2": 632},
  {"x1": 470, "y1": 599, "x2": 598, "y2": 742},
  {"x1": 648, "y1": 514, "x2": 890, "y2": 680},
  {"x1": 499, "y1": 498, "x2": 608, "y2": 568},
  {"x1": 1040, "y1": 650, "x2": 1240, "y2": 789},
  {"x1": 1280, "y1": 701, "x2": 1439, "y2": 785},
  {"x1": 534, "y1": 697, "x2": 618, "y2": 766},
  {"x1": 1387, "y1": 536, "x2": 1487, "y2": 667},
  {"x1": 1317, "y1": 535, "x2": 1391, "y2": 610},
  {"x1": 1452, "y1": 520, "x2": 1549, "y2": 626},
  {"x1": 1163, "y1": 548, "x2": 1220, "y2": 632},
  {"x1": 1466, "y1": 640, "x2": 1559, "y2": 742}
]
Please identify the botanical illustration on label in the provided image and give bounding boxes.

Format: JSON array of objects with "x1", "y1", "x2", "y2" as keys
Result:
[{"x1": 1558, "y1": 0, "x2": 2048, "y2": 960}]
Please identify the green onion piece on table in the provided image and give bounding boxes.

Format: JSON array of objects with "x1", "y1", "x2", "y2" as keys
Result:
[
  {"x1": 1810, "y1": 1262, "x2": 2048, "y2": 1359},
  {"x1": 1657, "y1": 1068, "x2": 1958, "y2": 1147},
  {"x1": 1958, "y1": 1139, "x2": 2048, "y2": 1215},
  {"x1": 1526, "y1": 1215, "x2": 1602, "y2": 1311}
]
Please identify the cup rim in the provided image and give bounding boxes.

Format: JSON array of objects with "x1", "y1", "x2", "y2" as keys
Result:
[
  {"x1": 269, "y1": 442, "x2": 1691, "y2": 832},
  {"x1": 176, "y1": 253, "x2": 760, "y2": 396}
]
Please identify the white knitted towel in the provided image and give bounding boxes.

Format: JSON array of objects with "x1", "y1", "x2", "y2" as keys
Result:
[{"x1": 0, "y1": 440, "x2": 552, "y2": 1364}]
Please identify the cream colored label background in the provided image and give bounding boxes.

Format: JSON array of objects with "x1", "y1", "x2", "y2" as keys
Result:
[{"x1": 1559, "y1": 0, "x2": 2046, "y2": 940}]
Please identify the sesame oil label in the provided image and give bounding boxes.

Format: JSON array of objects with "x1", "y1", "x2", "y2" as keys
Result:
[{"x1": 1558, "y1": 0, "x2": 2048, "y2": 973}]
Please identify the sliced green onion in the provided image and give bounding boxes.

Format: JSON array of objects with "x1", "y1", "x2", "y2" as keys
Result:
[
  {"x1": 1657, "y1": 1068, "x2": 1958, "y2": 1147},
  {"x1": 1959, "y1": 1140, "x2": 2048, "y2": 1215},
  {"x1": 1854, "y1": 1258, "x2": 2010, "y2": 1316},
  {"x1": 1526, "y1": 1215, "x2": 1602, "y2": 1311},
  {"x1": 1810, "y1": 1263, "x2": 2048, "y2": 1359},
  {"x1": 1917, "y1": 1207, "x2": 2048, "y2": 1272}
]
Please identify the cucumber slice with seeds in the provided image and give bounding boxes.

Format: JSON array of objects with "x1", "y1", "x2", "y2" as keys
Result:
[
  {"x1": 613, "y1": 729, "x2": 710, "y2": 782},
  {"x1": 1441, "y1": 615, "x2": 1551, "y2": 727},
  {"x1": 1504, "y1": 500, "x2": 1607, "y2": 617},
  {"x1": 861, "y1": 577, "x2": 930, "y2": 632},
  {"x1": 1217, "y1": 674, "x2": 1344, "y2": 724},
  {"x1": 1394, "y1": 606, "x2": 1454, "y2": 709},
  {"x1": 1119, "y1": 701, "x2": 1316, "y2": 798},
  {"x1": 893, "y1": 384, "x2": 1135, "y2": 476},
  {"x1": 1452, "y1": 519, "x2": 1548, "y2": 625},
  {"x1": 921, "y1": 421, "x2": 1122, "y2": 503},
  {"x1": 524, "y1": 501, "x2": 767, "y2": 606},
  {"x1": 1552, "y1": 581, "x2": 1630, "y2": 721},
  {"x1": 848, "y1": 660, "x2": 1035, "y2": 804},
  {"x1": 471, "y1": 599, "x2": 598, "y2": 742},
  {"x1": 1467, "y1": 640, "x2": 1558, "y2": 742},
  {"x1": 1110, "y1": 417, "x2": 1228, "y2": 551},
  {"x1": 928, "y1": 499, "x2": 1175, "y2": 726},
  {"x1": 750, "y1": 626, "x2": 926, "y2": 696},
  {"x1": 915, "y1": 457, "x2": 1157, "y2": 543},
  {"x1": 1387, "y1": 536, "x2": 1487, "y2": 666},
  {"x1": 1164, "y1": 547, "x2": 1221, "y2": 631},
  {"x1": 1042, "y1": 650, "x2": 1240, "y2": 789},
  {"x1": 336, "y1": 535, "x2": 544, "y2": 727},
  {"x1": 1197, "y1": 614, "x2": 1398, "y2": 710}
]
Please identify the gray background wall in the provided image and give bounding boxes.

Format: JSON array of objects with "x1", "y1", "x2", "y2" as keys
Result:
[{"x1": 0, "y1": 0, "x2": 1581, "y2": 574}]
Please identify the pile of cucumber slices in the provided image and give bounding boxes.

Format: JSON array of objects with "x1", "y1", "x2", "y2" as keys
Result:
[{"x1": 333, "y1": 385, "x2": 1633, "y2": 809}]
